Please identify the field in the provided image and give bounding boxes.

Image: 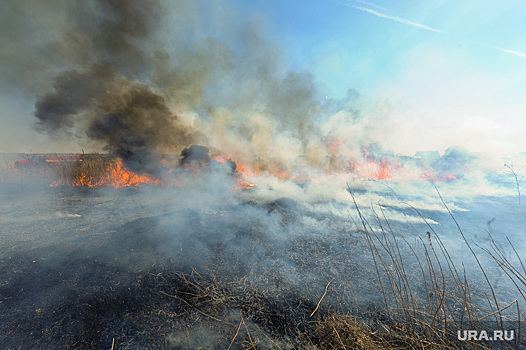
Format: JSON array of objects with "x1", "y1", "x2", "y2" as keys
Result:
[{"x1": 1, "y1": 154, "x2": 525, "y2": 349}]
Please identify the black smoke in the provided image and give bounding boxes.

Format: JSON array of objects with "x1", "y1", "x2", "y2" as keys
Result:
[
  {"x1": 179, "y1": 145, "x2": 211, "y2": 167},
  {"x1": 33, "y1": 0, "x2": 196, "y2": 174},
  {"x1": 32, "y1": 0, "x2": 323, "y2": 173}
]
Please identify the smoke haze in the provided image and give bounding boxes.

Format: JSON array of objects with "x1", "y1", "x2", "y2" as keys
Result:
[
  {"x1": 2, "y1": 3, "x2": 526, "y2": 348},
  {"x1": 3, "y1": 0, "x2": 323, "y2": 174}
]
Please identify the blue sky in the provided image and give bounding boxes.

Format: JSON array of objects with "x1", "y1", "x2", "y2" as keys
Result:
[
  {"x1": 232, "y1": 0, "x2": 526, "y2": 94},
  {"x1": 230, "y1": 1, "x2": 521, "y2": 84},
  {"x1": 228, "y1": 0, "x2": 526, "y2": 154},
  {"x1": 2, "y1": 0, "x2": 526, "y2": 155}
]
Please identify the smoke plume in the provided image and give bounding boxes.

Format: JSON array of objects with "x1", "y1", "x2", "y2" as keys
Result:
[{"x1": 32, "y1": 0, "x2": 322, "y2": 174}]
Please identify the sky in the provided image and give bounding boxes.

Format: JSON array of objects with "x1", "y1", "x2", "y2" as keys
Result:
[
  {"x1": 231, "y1": 0, "x2": 526, "y2": 155},
  {"x1": 1, "y1": 0, "x2": 526, "y2": 156}
]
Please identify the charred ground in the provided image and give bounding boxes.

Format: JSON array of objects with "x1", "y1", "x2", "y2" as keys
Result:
[
  {"x1": 0, "y1": 183, "x2": 377, "y2": 349},
  {"x1": 1, "y1": 155, "x2": 525, "y2": 349}
]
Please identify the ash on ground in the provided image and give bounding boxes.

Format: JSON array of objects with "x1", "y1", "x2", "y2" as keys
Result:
[{"x1": 1, "y1": 172, "x2": 524, "y2": 349}]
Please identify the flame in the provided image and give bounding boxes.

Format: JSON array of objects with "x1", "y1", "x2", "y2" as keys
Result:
[
  {"x1": 229, "y1": 161, "x2": 256, "y2": 189},
  {"x1": 51, "y1": 154, "x2": 260, "y2": 190},
  {"x1": 422, "y1": 170, "x2": 457, "y2": 182},
  {"x1": 235, "y1": 162, "x2": 259, "y2": 176},
  {"x1": 234, "y1": 178, "x2": 256, "y2": 190},
  {"x1": 372, "y1": 159, "x2": 391, "y2": 180},
  {"x1": 326, "y1": 138, "x2": 341, "y2": 155},
  {"x1": 47, "y1": 143, "x2": 462, "y2": 191},
  {"x1": 214, "y1": 155, "x2": 231, "y2": 163},
  {"x1": 323, "y1": 137, "x2": 397, "y2": 180},
  {"x1": 277, "y1": 171, "x2": 290, "y2": 180},
  {"x1": 52, "y1": 155, "x2": 258, "y2": 190},
  {"x1": 51, "y1": 160, "x2": 163, "y2": 188}
]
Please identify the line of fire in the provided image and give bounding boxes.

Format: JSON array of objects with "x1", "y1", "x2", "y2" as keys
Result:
[{"x1": 13, "y1": 143, "x2": 462, "y2": 190}]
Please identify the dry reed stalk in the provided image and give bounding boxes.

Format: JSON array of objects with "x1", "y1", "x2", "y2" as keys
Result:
[
  {"x1": 310, "y1": 279, "x2": 333, "y2": 318},
  {"x1": 346, "y1": 185, "x2": 525, "y2": 349},
  {"x1": 227, "y1": 316, "x2": 244, "y2": 350},
  {"x1": 242, "y1": 317, "x2": 256, "y2": 349}
]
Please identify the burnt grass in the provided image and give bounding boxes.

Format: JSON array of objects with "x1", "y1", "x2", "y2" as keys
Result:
[
  {"x1": 1, "y1": 180, "x2": 522, "y2": 349},
  {"x1": 0, "y1": 255, "x2": 312, "y2": 349},
  {"x1": 0, "y1": 181, "x2": 404, "y2": 350}
]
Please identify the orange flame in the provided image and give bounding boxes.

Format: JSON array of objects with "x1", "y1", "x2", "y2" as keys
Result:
[
  {"x1": 230, "y1": 161, "x2": 257, "y2": 189},
  {"x1": 234, "y1": 178, "x2": 256, "y2": 190},
  {"x1": 46, "y1": 142, "x2": 468, "y2": 191},
  {"x1": 51, "y1": 160, "x2": 163, "y2": 188},
  {"x1": 214, "y1": 155, "x2": 231, "y2": 163},
  {"x1": 375, "y1": 160, "x2": 390, "y2": 180},
  {"x1": 422, "y1": 170, "x2": 457, "y2": 182}
]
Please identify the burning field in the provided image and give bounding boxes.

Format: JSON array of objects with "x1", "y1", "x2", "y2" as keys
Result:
[
  {"x1": 2, "y1": 0, "x2": 526, "y2": 349},
  {"x1": 2, "y1": 150, "x2": 526, "y2": 349}
]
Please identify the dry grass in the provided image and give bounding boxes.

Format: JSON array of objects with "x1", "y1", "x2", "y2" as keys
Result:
[
  {"x1": 73, "y1": 153, "x2": 114, "y2": 178},
  {"x1": 149, "y1": 270, "x2": 313, "y2": 348},
  {"x1": 314, "y1": 314, "x2": 383, "y2": 350},
  {"x1": 2, "y1": 153, "x2": 115, "y2": 186},
  {"x1": 2, "y1": 154, "x2": 525, "y2": 348},
  {"x1": 345, "y1": 185, "x2": 525, "y2": 350},
  {"x1": 52, "y1": 153, "x2": 115, "y2": 185}
]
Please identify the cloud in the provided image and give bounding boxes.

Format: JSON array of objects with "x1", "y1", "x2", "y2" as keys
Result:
[
  {"x1": 350, "y1": 0, "x2": 388, "y2": 11},
  {"x1": 492, "y1": 46, "x2": 526, "y2": 59},
  {"x1": 350, "y1": 5, "x2": 445, "y2": 33},
  {"x1": 341, "y1": 1, "x2": 526, "y2": 60}
]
